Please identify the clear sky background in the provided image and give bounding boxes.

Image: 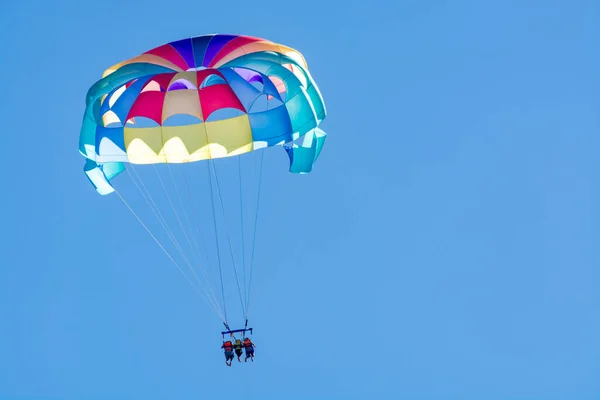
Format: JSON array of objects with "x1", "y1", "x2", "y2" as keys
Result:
[{"x1": 1, "y1": 0, "x2": 598, "y2": 399}]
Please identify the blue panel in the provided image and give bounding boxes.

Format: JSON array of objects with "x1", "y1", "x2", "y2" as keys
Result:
[
  {"x1": 110, "y1": 76, "x2": 151, "y2": 121},
  {"x1": 307, "y1": 84, "x2": 326, "y2": 121},
  {"x1": 203, "y1": 34, "x2": 236, "y2": 66},
  {"x1": 83, "y1": 159, "x2": 124, "y2": 195},
  {"x1": 249, "y1": 105, "x2": 293, "y2": 145},
  {"x1": 79, "y1": 113, "x2": 97, "y2": 157},
  {"x1": 285, "y1": 90, "x2": 317, "y2": 136},
  {"x1": 95, "y1": 125, "x2": 125, "y2": 154},
  {"x1": 102, "y1": 161, "x2": 125, "y2": 180},
  {"x1": 85, "y1": 64, "x2": 175, "y2": 109},
  {"x1": 313, "y1": 127, "x2": 327, "y2": 162},
  {"x1": 261, "y1": 72, "x2": 282, "y2": 101},
  {"x1": 192, "y1": 35, "x2": 214, "y2": 67},
  {"x1": 218, "y1": 68, "x2": 261, "y2": 111},
  {"x1": 99, "y1": 85, "x2": 122, "y2": 116},
  {"x1": 284, "y1": 128, "x2": 327, "y2": 174},
  {"x1": 169, "y1": 38, "x2": 195, "y2": 69},
  {"x1": 199, "y1": 74, "x2": 227, "y2": 89},
  {"x1": 285, "y1": 136, "x2": 317, "y2": 174}
]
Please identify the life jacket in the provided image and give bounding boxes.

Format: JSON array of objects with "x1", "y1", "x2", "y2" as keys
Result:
[
  {"x1": 243, "y1": 338, "x2": 252, "y2": 349},
  {"x1": 223, "y1": 341, "x2": 233, "y2": 351},
  {"x1": 233, "y1": 339, "x2": 243, "y2": 349}
]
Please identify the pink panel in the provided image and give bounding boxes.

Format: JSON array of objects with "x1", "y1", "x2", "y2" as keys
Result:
[
  {"x1": 147, "y1": 73, "x2": 177, "y2": 91},
  {"x1": 127, "y1": 91, "x2": 166, "y2": 125},
  {"x1": 208, "y1": 36, "x2": 263, "y2": 68},
  {"x1": 196, "y1": 69, "x2": 225, "y2": 85},
  {"x1": 199, "y1": 84, "x2": 245, "y2": 119},
  {"x1": 145, "y1": 44, "x2": 190, "y2": 71}
]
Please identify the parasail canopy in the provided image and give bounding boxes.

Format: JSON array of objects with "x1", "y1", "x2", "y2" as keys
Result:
[{"x1": 79, "y1": 33, "x2": 327, "y2": 194}]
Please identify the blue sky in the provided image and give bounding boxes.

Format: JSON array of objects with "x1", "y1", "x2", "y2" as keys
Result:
[{"x1": 1, "y1": 0, "x2": 598, "y2": 398}]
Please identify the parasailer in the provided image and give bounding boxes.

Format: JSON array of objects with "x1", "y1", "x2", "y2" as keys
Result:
[
  {"x1": 78, "y1": 34, "x2": 327, "y2": 362},
  {"x1": 233, "y1": 337, "x2": 244, "y2": 362},
  {"x1": 221, "y1": 339, "x2": 235, "y2": 366},
  {"x1": 243, "y1": 337, "x2": 256, "y2": 362}
]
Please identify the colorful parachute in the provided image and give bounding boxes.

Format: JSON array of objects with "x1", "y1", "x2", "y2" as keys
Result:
[
  {"x1": 78, "y1": 34, "x2": 327, "y2": 329},
  {"x1": 79, "y1": 34, "x2": 327, "y2": 194}
]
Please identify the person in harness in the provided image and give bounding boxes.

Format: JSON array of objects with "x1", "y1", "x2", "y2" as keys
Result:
[
  {"x1": 221, "y1": 339, "x2": 234, "y2": 366},
  {"x1": 233, "y1": 337, "x2": 244, "y2": 362},
  {"x1": 243, "y1": 337, "x2": 256, "y2": 362}
]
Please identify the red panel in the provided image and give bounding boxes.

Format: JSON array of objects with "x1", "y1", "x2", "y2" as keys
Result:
[
  {"x1": 144, "y1": 44, "x2": 189, "y2": 70},
  {"x1": 195, "y1": 69, "x2": 225, "y2": 85},
  {"x1": 126, "y1": 91, "x2": 166, "y2": 125},
  {"x1": 146, "y1": 73, "x2": 176, "y2": 91},
  {"x1": 208, "y1": 36, "x2": 263, "y2": 68},
  {"x1": 199, "y1": 84, "x2": 245, "y2": 119}
]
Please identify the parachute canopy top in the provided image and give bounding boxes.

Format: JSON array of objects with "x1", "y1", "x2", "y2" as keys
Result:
[{"x1": 79, "y1": 33, "x2": 328, "y2": 195}]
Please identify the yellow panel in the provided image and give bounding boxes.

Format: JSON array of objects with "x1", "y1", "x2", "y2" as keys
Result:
[
  {"x1": 212, "y1": 48, "x2": 247, "y2": 68},
  {"x1": 124, "y1": 115, "x2": 253, "y2": 164},
  {"x1": 161, "y1": 137, "x2": 191, "y2": 163},
  {"x1": 161, "y1": 123, "x2": 208, "y2": 163},
  {"x1": 124, "y1": 126, "x2": 166, "y2": 164},
  {"x1": 279, "y1": 45, "x2": 308, "y2": 68},
  {"x1": 102, "y1": 55, "x2": 182, "y2": 78},
  {"x1": 213, "y1": 42, "x2": 307, "y2": 70},
  {"x1": 204, "y1": 114, "x2": 253, "y2": 158},
  {"x1": 162, "y1": 90, "x2": 203, "y2": 123}
]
